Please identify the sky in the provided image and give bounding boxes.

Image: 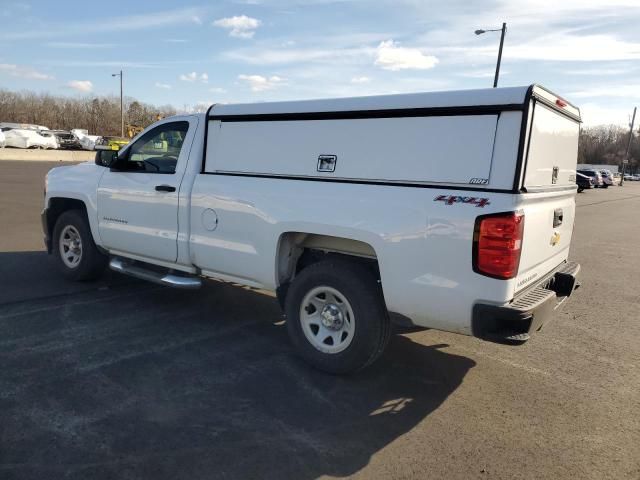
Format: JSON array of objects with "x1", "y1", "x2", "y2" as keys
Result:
[{"x1": 0, "y1": 0, "x2": 639, "y2": 126}]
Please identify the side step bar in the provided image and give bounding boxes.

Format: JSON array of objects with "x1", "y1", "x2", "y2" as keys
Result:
[{"x1": 109, "y1": 258, "x2": 202, "y2": 289}]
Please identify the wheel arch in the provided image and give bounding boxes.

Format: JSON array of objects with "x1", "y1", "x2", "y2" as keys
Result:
[
  {"x1": 275, "y1": 231, "x2": 381, "y2": 306},
  {"x1": 45, "y1": 197, "x2": 100, "y2": 253}
]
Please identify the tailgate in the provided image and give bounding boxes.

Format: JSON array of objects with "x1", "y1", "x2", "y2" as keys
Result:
[{"x1": 515, "y1": 193, "x2": 575, "y2": 293}]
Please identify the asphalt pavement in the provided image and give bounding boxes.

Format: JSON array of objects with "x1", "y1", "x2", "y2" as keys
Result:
[{"x1": 1, "y1": 160, "x2": 639, "y2": 480}]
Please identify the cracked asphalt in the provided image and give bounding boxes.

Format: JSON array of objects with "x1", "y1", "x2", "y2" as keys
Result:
[{"x1": 1, "y1": 161, "x2": 639, "y2": 480}]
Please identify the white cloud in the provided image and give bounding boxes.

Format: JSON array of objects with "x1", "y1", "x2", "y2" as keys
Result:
[
  {"x1": 41, "y1": 60, "x2": 174, "y2": 69},
  {"x1": 564, "y1": 68, "x2": 632, "y2": 76},
  {"x1": 459, "y1": 70, "x2": 500, "y2": 79},
  {"x1": 568, "y1": 85, "x2": 640, "y2": 99},
  {"x1": 0, "y1": 2, "x2": 30, "y2": 18},
  {"x1": 0, "y1": 63, "x2": 54, "y2": 80},
  {"x1": 1, "y1": 7, "x2": 206, "y2": 40},
  {"x1": 155, "y1": 82, "x2": 172, "y2": 89},
  {"x1": 180, "y1": 72, "x2": 197, "y2": 82},
  {"x1": 164, "y1": 38, "x2": 187, "y2": 43},
  {"x1": 351, "y1": 76, "x2": 371, "y2": 84},
  {"x1": 375, "y1": 40, "x2": 439, "y2": 71},
  {"x1": 192, "y1": 15, "x2": 203, "y2": 25},
  {"x1": 67, "y1": 80, "x2": 93, "y2": 92},
  {"x1": 45, "y1": 41, "x2": 116, "y2": 49},
  {"x1": 238, "y1": 74, "x2": 286, "y2": 91},
  {"x1": 223, "y1": 45, "x2": 375, "y2": 66},
  {"x1": 580, "y1": 103, "x2": 632, "y2": 127},
  {"x1": 209, "y1": 87, "x2": 227, "y2": 93},
  {"x1": 179, "y1": 71, "x2": 209, "y2": 83},
  {"x1": 407, "y1": 1, "x2": 640, "y2": 69},
  {"x1": 213, "y1": 15, "x2": 261, "y2": 39},
  {"x1": 505, "y1": 34, "x2": 640, "y2": 62}
]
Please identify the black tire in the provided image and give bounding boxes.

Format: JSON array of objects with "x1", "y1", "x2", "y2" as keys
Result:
[
  {"x1": 285, "y1": 258, "x2": 391, "y2": 374},
  {"x1": 52, "y1": 209, "x2": 107, "y2": 281},
  {"x1": 602, "y1": 184, "x2": 609, "y2": 189},
  {"x1": 577, "y1": 187, "x2": 584, "y2": 193}
]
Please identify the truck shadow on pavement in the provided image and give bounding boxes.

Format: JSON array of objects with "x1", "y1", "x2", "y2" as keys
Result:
[{"x1": 0, "y1": 251, "x2": 476, "y2": 480}]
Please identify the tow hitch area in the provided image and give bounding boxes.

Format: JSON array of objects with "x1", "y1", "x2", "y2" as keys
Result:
[{"x1": 472, "y1": 262, "x2": 580, "y2": 344}]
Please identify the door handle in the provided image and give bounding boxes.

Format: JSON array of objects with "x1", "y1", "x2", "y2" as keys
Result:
[
  {"x1": 553, "y1": 208, "x2": 563, "y2": 227},
  {"x1": 155, "y1": 184, "x2": 176, "y2": 192}
]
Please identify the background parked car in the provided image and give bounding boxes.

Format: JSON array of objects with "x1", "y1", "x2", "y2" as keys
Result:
[
  {"x1": 578, "y1": 169, "x2": 604, "y2": 187},
  {"x1": 599, "y1": 169, "x2": 614, "y2": 188},
  {"x1": 37, "y1": 130, "x2": 61, "y2": 149},
  {"x1": 612, "y1": 172, "x2": 622, "y2": 185},
  {"x1": 95, "y1": 136, "x2": 130, "y2": 151},
  {"x1": 3, "y1": 129, "x2": 58, "y2": 149},
  {"x1": 49, "y1": 130, "x2": 82, "y2": 150},
  {"x1": 0, "y1": 130, "x2": 5, "y2": 148},
  {"x1": 71, "y1": 128, "x2": 101, "y2": 150},
  {"x1": 576, "y1": 172, "x2": 594, "y2": 192}
]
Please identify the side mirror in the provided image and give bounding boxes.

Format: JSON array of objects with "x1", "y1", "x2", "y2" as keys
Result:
[{"x1": 94, "y1": 147, "x2": 119, "y2": 168}]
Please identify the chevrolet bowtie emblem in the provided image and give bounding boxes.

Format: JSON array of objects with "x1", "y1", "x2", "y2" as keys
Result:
[{"x1": 550, "y1": 232, "x2": 561, "y2": 246}]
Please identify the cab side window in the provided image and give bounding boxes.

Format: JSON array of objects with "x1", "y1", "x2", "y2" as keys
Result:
[{"x1": 121, "y1": 121, "x2": 189, "y2": 174}]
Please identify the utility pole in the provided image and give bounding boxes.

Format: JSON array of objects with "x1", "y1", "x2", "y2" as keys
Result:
[
  {"x1": 111, "y1": 70, "x2": 124, "y2": 137},
  {"x1": 621, "y1": 106, "x2": 636, "y2": 187}
]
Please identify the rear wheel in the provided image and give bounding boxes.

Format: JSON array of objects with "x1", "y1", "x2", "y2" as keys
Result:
[
  {"x1": 52, "y1": 210, "x2": 107, "y2": 281},
  {"x1": 285, "y1": 258, "x2": 391, "y2": 374}
]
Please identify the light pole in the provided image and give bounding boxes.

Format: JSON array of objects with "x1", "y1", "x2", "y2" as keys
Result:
[
  {"x1": 475, "y1": 22, "x2": 507, "y2": 88},
  {"x1": 621, "y1": 106, "x2": 637, "y2": 187},
  {"x1": 111, "y1": 70, "x2": 124, "y2": 137}
]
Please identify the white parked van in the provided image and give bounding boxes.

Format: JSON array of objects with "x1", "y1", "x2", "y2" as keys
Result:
[{"x1": 42, "y1": 85, "x2": 581, "y2": 373}]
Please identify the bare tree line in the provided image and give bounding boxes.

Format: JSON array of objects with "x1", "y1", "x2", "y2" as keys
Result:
[
  {"x1": 0, "y1": 89, "x2": 177, "y2": 136},
  {"x1": 579, "y1": 125, "x2": 639, "y2": 172}
]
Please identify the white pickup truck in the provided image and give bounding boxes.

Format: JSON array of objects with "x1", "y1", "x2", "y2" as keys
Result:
[{"x1": 42, "y1": 85, "x2": 581, "y2": 373}]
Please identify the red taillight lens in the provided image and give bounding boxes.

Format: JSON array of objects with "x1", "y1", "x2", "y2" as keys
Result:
[{"x1": 473, "y1": 212, "x2": 525, "y2": 279}]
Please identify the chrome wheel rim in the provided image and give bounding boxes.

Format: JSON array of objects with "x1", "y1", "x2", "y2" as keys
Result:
[
  {"x1": 59, "y1": 225, "x2": 83, "y2": 268},
  {"x1": 300, "y1": 286, "x2": 355, "y2": 354}
]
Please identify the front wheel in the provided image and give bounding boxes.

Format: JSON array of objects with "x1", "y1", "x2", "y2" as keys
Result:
[
  {"x1": 285, "y1": 259, "x2": 391, "y2": 374},
  {"x1": 52, "y1": 210, "x2": 107, "y2": 281}
]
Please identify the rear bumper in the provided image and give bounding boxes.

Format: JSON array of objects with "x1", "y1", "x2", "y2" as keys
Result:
[{"x1": 472, "y1": 261, "x2": 580, "y2": 344}]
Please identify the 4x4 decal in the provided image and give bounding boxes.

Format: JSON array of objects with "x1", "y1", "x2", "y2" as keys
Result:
[{"x1": 434, "y1": 195, "x2": 490, "y2": 208}]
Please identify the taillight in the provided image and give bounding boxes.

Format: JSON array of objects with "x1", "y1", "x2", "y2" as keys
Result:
[{"x1": 473, "y1": 212, "x2": 525, "y2": 280}]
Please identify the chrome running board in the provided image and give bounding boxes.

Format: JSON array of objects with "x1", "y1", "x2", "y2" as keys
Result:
[{"x1": 109, "y1": 257, "x2": 202, "y2": 289}]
